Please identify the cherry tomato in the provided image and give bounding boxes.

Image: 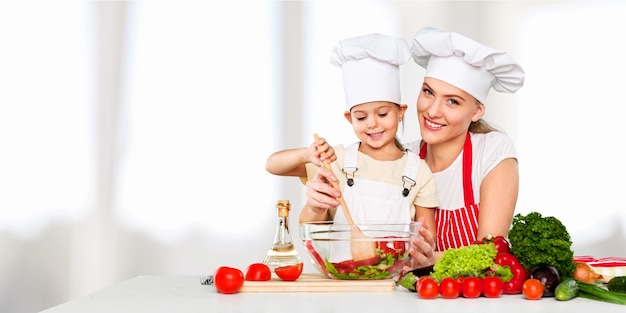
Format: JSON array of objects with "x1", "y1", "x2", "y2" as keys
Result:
[
  {"x1": 375, "y1": 236, "x2": 406, "y2": 257},
  {"x1": 439, "y1": 277, "x2": 461, "y2": 299},
  {"x1": 244, "y1": 263, "x2": 271, "y2": 281},
  {"x1": 417, "y1": 277, "x2": 439, "y2": 299},
  {"x1": 461, "y1": 276, "x2": 482, "y2": 298},
  {"x1": 275, "y1": 263, "x2": 303, "y2": 281},
  {"x1": 522, "y1": 278, "x2": 544, "y2": 300},
  {"x1": 482, "y1": 276, "x2": 504, "y2": 298},
  {"x1": 213, "y1": 266, "x2": 244, "y2": 294}
]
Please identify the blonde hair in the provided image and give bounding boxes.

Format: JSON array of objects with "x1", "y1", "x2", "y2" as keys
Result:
[
  {"x1": 468, "y1": 100, "x2": 498, "y2": 134},
  {"x1": 469, "y1": 119, "x2": 497, "y2": 133}
]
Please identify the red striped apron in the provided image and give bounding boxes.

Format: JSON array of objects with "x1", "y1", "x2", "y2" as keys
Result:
[{"x1": 419, "y1": 132, "x2": 479, "y2": 251}]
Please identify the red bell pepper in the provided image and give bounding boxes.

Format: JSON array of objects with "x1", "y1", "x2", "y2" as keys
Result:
[
  {"x1": 475, "y1": 233, "x2": 511, "y2": 255},
  {"x1": 494, "y1": 252, "x2": 527, "y2": 294}
]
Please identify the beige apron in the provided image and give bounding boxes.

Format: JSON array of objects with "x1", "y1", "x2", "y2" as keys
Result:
[{"x1": 330, "y1": 142, "x2": 420, "y2": 262}]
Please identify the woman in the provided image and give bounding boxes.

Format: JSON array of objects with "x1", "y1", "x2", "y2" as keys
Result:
[{"x1": 302, "y1": 26, "x2": 525, "y2": 269}]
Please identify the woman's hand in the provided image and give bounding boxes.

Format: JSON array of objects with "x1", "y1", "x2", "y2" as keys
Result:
[
  {"x1": 305, "y1": 166, "x2": 340, "y2": 210},
  {"x1": 299, "y1": 166, "x2": 341, "y2": 223},
  {"x1": 404, "y1": 216, "x2": 439, "y2": 272}
]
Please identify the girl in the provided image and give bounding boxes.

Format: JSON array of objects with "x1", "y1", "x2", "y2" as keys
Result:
[{"x1": 266, "y1": 33, "x2": 439, "y2": 231}]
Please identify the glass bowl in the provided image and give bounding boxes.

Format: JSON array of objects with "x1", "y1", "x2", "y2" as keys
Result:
[{"x1": 299, "y1": 221, "x2": 420, "y2": 280}]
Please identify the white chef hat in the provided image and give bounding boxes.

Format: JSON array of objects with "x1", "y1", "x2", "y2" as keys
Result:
[
  {"x1": 331, "y1": 33, "x2": 411, "y2": 110},
  {"x1": 410, "y1": 26, "x2": 525, "y2": 104}
]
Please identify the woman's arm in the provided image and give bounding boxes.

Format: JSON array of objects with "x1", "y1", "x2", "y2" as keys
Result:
[{"x1": 477, "y1": 157, "x2": 519, "y2": 239}]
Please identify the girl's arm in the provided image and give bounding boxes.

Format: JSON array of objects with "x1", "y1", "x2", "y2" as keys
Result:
[
  {"x1": 477, "y1": 157, "x2": 519, "y2": 240},
  {"x1": 265, "y1": 147, "x2": 310, "y2": 177},
  {"x1": 265, "y1": 137, "x2": 336, "y2": 177}
]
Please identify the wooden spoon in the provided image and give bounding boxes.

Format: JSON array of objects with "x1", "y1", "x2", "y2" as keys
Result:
[{"x1": 313, "y1": 133, "x2": 376, "y2": 261}]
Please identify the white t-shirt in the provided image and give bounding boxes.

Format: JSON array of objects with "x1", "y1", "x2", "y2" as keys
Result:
[{"x1": 403, "y1": 132, "x2": 517, "y2": 211}]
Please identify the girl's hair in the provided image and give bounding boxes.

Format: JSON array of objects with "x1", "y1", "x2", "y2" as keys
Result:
[{"x1": 395, "y1": 103, "x2": 406, "y2": 150}]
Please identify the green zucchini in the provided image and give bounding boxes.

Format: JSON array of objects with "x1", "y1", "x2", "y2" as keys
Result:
[
  {"x1": 577, "y1": 280, "x2": 626, "y2": 305},
  {"x1": 555, "y1": 278, "x2": 579, "y2": 301},
  {"x1": 607, "y1": 276, "x2": 626, "y2": 294}
]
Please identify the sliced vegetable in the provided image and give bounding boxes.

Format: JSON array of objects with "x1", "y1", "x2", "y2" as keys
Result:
[
  {"x1": 555, "y1": 278, "x2": 579, "y2": 301},
  {"x1": 396, "y1": 265, "x2": 434, "y2": 292},
  {"x1": 244, "y1": 263, "x2": 271, "y2": 281},
  {"x1": 573, "y1": 262, "x2": 603, "y2": 284},
  {"x1": 275, "y1": 263, "x2": 303, "y2": 281}
]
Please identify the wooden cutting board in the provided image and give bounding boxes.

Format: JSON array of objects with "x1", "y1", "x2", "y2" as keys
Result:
[{"x1": 240, "y1": 273, "x2": 397, "y2": 292}]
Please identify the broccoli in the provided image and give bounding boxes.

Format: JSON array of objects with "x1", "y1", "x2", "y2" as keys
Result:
[{"x1": 508, "y1": 212, "x2": 575, "y2": 277}]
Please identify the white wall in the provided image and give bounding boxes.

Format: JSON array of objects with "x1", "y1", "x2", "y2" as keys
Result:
[{"x1": 1, "y1": 1, "x2": 625, "y2": 313}]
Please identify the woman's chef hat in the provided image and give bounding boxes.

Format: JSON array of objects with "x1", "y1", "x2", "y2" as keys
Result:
[
  {"x1": 410, "y1": 26, "x2": 525, "y2": 104},
  {"x1": 331, "y1": 33, "x2": 411, "y2": 110}
]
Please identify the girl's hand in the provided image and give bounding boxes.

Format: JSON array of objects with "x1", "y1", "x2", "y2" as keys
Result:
[{"x1": 308, "y1": 137, "x2": 336, "y2": 166}]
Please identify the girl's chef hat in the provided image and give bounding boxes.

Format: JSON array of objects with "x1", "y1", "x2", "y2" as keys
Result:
[
  {"x1": 331, "y1": 33, "x2": 411, "y2": 110},
  {"x1": 411, "y1": 26, "x2": 525, "y2": 104}
]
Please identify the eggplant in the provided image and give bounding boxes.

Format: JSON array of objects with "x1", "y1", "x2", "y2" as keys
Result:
[
  {"x1": 528, "y1": 263, "x2": 561, "y2": 297},
  {"x1": 408, "y1": 265, "x2": 435, "y2": 278}
]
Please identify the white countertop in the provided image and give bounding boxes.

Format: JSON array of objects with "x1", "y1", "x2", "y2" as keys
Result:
[{"x1": 39, "y1": 275, "x2": 625, "y2": 313}]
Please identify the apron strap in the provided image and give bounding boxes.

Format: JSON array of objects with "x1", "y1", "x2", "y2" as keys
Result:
[
  {"x1": 401, "y1": 151, "x2": 419, "y2": 197},
  {"x1": 342, "y1": 142, "x2": 359, "y2": 187},
  {"x1": 462, "y1": 132, "x2": 474, "y2": 206}
]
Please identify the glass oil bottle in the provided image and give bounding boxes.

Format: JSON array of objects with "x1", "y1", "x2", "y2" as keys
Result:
[{"x1": 262, "y1": 199, "x2": 302, "y2": 271}]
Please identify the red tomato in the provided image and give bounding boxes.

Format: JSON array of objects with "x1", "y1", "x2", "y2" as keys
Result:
[
  {"x1": 522, "y1": 278, "x2": 544, "y2": 300},
  {"x1": 461, "y1": 276, "x2": 482, "y2": 298},
  {"x1": 375, "y1": 236, "x2": 406, "y2": 257},
  {"x1": 244, "y1": 263, "x2": 271, "y2": 281},
  {"x1": 213, "y1": 266, "x2": 244, "y2": 294},
  {"x1": 439, "y1": 277, "x2": 461, "y2": 299},
  {"x1": 417, "y1": 277, "x2": 439, "y2": 299},
  {"x1": 482, "y1": 276, "x2": 504, "y2": 298},
  {"x1": 275, "y1": 263, "x2": 303, "y2": 281}
]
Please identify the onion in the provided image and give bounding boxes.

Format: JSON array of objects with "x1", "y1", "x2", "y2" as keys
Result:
[{"x1": 573, "y1": 262, "x2": 603, "y2": 284}]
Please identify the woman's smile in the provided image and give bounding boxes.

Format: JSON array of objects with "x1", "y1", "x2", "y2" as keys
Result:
[{"x1": 424, "y1": 118, "x2": 444, "y2": 130}]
